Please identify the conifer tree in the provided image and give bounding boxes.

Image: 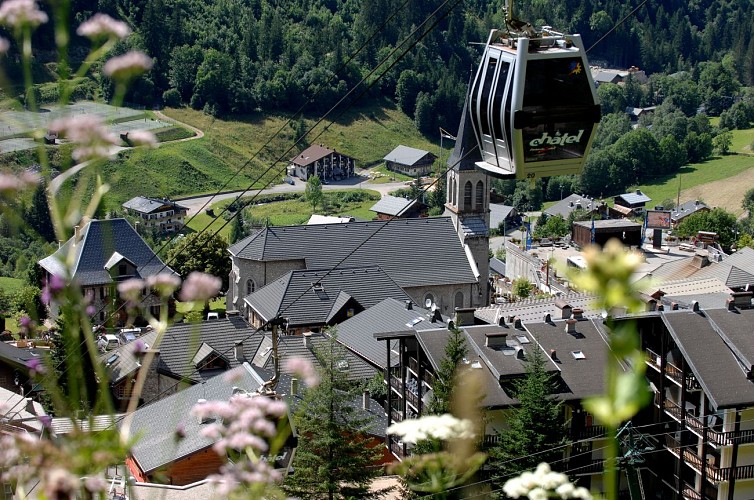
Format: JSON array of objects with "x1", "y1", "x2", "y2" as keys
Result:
[
  {"x1": 488, "y1": 346, "x2": 566, "y2": 490},
  {"x1": 426, "y1": 324, "x2": 468, "y2": 415},
  {"x1": 284, "y1": 329, "x2": 384, "y2": 500}
]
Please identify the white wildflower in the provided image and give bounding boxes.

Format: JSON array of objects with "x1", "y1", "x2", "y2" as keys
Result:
[
  {"x1": 76, "y1": 13, "x2": 130, "y2": 40},
  {"x1": 126, "y1": 129, "x2": 158, "y2": 147},
  {"x1": 0, "y1": 37, "x2": 9, "y2": 53},
  {"x1": 103, "y1": 51, "x2": 153, "y2": 81},
  {"x1": 528, "y1": 487, "x2": 549, "y2": 500},
  {"x1": 179, "y1": 272, "x2": 222, "y2": 301},
  {"x1": 386, "y1": 414, "x2": 475, "y2": 444},
  {"x1": 49, "y1": 115, "x2": 119, "y2": 161},
  {"x1": 0, "y1": 0, "x2": 47, "y2": 29}
]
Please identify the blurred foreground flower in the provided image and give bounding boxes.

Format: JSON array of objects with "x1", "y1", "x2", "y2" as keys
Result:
[
  {"x1": 0, "y1": 0, "x2": 47, "y2": 29},
  {"x1": 76, "y1": 13, "x2": 130, "y2": 41},
  {"x1": 103, "y1": 50, "x2": 153, "y2": 81},
  {"x1": 179, "y1": 271, "x2": 222, "y2": 301},
  {"x1": 146, "y1": 273, "x2": 181, "y2": 298},
  {"x1": 503, "y1": 462, "x2": 592, "y2": 499},
  {"x1": 126, "y1": 129, "x2": 158, "y2": 148},
  {"x1": 0, "y1": 37, "x2": 9, "y2": 53},
  {"x1": 0, "y1": 170, "x2": 39, "y2": 193},
  {"x1": 387, "y1": 414, "x2": 475, "y2": 443},
  {"x1": 49, "y1": 115, "x2": 119, "y2": 162},
  {"x1": 284, "y1": 357, "x2": 320, "y2": 387}
]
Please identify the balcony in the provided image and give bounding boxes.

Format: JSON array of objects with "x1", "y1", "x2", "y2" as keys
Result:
[
  {"x1": 570, "y1": 459, "x2": 604, "y2": 475},
  {"x1": 571, "y1": 425, "x2": 606, "y2": 440},
  {"x1": 645, "y1": 348, "x2": 701, "y2": 391},
  {"x1": 389, "y1": 437, "x2": 406, "y2": 459},
  {"x1": 664, "y1": 435, "x2": 754, "y2": 482},
  {"x1": 389, "y1": 375, "x2": 403, "y2": 393},
  {"x1": 659, "y1": 396, "x2": 754, "y2": 447},
  {"x1": 390, "y1": 409, "x2": 403, "y2": 423}
]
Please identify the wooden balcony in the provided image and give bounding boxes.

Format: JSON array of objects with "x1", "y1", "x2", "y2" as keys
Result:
[
  {"x1": 664, "y1": 435, "x2": 754, "y2": 482},
  {"x1": 571, "y1": 459, "x2": 604, "y2": 475},
  {"x1": 390, "y1": 409, "x2": 403, "y2": 423},
  {"x1": 659, "y1": 396, "x2": 754, "y2": 447},
  {"x1": 646, "y1": 348, "x2": 700, "y2": 391},
  {"x1": 571, "y1": 425, "x2": 606, "y2": 440},
  {"x1": 389, "y1": 375, "x2": 403, "y2": 392}
]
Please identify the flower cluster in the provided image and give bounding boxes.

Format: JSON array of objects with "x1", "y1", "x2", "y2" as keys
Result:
[
  {"x1": 0, "y1": 170, "x2": 39, "y2": 194},
  {"x1": 103, "y1": 50, "x2": 153, "y2": 82},
  {"x1": 503, "y1": 463, "x2": 592, "y2": 500},
  {"x1": 0, "y1": 0, "x2": 47, "y2": 29},
  {"x1": 191, "y1": 393, "x2": 289, "y2": 495},
  {"x1": 49, "y1": 115, "x2": 119, "y2": 162},
  {"x1": 387, "y1": 414, "x2": 476, "y2": 444},
  {"x1": 284, "y1": 357, "x2": 320, "y2": 387},
  {"x1": 76, "y1": 13, "x2": 131, "y2": 41},
  {"x1": 179, "y1": 271, "x2": 222, "y2": 302}
]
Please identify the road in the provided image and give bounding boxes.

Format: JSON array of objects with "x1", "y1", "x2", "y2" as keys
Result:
[{"x1": 175, "y1": 175, "x2": 409, "y2": 216}]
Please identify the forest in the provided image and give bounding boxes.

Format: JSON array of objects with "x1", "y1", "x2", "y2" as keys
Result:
[{"x1": 2, "y1": 0, "x2": 753, "y2": 133}]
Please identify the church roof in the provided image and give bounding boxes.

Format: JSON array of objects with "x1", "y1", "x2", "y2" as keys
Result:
[{"x1": 447, "y1": 92, "x2": 482, "y2": 172}]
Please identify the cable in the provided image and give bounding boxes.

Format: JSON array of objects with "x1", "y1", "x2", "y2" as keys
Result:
[
  {"x1": 586, "y1": 0, "x2": 649, "y2": 53},
  {"x1": 37, "y1": 0, "x2": 460, "y2": 390}
]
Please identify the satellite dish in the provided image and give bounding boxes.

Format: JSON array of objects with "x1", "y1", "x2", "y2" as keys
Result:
[
  {"x1": 424, "y1": 298, "x2": 433, "y2": 308},
  {"x1": 431, "y1": 304, "x2": 438, "y2": 312}
]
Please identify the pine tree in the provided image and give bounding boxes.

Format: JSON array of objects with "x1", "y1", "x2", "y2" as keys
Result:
[
  {"x1": 284, "y1": 329, "x2": 384, "y2": 499},
  {"x1": 26, "y1": 181, "x2": 55, "y2": 242},
  {"x1": 426, "y1": 325, "x2": 468, "y2": 415},
  {"x1": 488, "y1": 347, "x2": 566, "y2": 490},
  {"x1": 229, "y1": 210, "x2": 246, "y2": 244}
]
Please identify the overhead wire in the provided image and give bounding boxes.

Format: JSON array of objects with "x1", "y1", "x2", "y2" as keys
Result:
[{"x1": 36, "y1": 0, "x2": 457, "y2": 391}]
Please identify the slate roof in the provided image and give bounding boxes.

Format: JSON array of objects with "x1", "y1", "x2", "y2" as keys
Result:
[
  {"x1": 228, "y1": 218, "x2": 478, "y2": 289},
  {"x1": 291, "y1": 144, "x2": 337, "y2": 167},
  {"x1": 122, "y1": 197, "x2": 188, "y2": 215},
  {"x1": 126, "y1": 363, "x2": 266, "y2": 474},
  {"x1": 307, "y1": 214, "x2": 354, "y2": 225},
  {"x1": 660, "y1": 310, "x2": 754, "y2": 409},
  {"x1": 615, "y1": 191, "x2": 651, "y2": 206},
  {"x1": 544, "y1": 194, "x2": 601, "y2": 219},
  {"x1": 489, "y1": 257, "x2": 506, "y2": 277},
  {"x1": 524, "y1": 319, "x2": 616, "y2": 401},
  {"x1": 244, "y1": 266, "x2": 410, "y2": 328},
  {"x1": 153, "y1": 316, "x2": 265, "y2": 384},
  {"x1": 38, "y1": 219, "x2": 176, "y2": 286},
  {"x1": 287, "y1": 389, "x2": 388, "y2": 438},
  {"x1": 369, "y1": 195, "x2": 418, "y2": 217},
  {"x1": 670, "y1": 200, "x2": 709, "y2": 222},
  {"x1": 489, "y1": 204, "x2": 517, "y2": 229},
  {"x1": 383, "y1": 145, "x2": 435, "y2": 167},
  {"x1": 447, "y1": 93, "x2": 482, "y2": 172},
  {"x1": 252, "y1": 331, "x2": 377, "y2": 382},
  {"x1": 101, "y1": 329, "x2": 160, "y2": 384},
  {"x1": 459, "y1": 216, "x2": 489, "y2": 237},
  {"x1": 0, "y1": 385, "x2": 47, "y2": 433},
  {"x1": 0, "y1": 341, "x2": 44, "y2": 370},
  {"x1": 336, "y1": 298, "x2": 449, "y2": 369}
]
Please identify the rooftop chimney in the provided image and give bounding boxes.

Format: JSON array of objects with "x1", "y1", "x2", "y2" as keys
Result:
[
  {"x1": 485, "y1": 332, "x2": 508, "y2": 348},
  {"x1": 447, "y1": 320, "x2": 455, "y2": 330},
  {"x1": 454, "y1": 307, "x2": 475, "y2": 327},
  {"x1": 362, "y1": 390, "x2": 370, "y2": 411},
  {"x1": 291, "y1": 377, "x2": 299, "y2": 395},
  {"x1": 498, "y1": 316, "x2": 506, "y2": 327},
  {"x1": 73, "y1": 225, "x2": 80, "y2": 243},
  {"x1": 572, "y1": 308, "x2": 584, "y2": 320},
  {"x1": 196, "y1": 399, "x2": 211, "y2": 424},
  {"x1": 727, "y1": 298, "x2": 737, "y2": 311},
  {"x1": 555, "y1": 299, "x2": 572, "y2": 319},
  {"x1": 636, "y1": 189, "x2": 642, "y2": 195},
  {"x1": 234, "y1": 340, "x2": 244, "y2": 362},
  {"x1": 544, "y1": 313, "x2": 551, "y2": 323},
  {"x1": 303, "y1": 332, "x2": 312, "y2": 349},
  {"x1": 731, "y1": 291, "x2": 753, "y2": 308},
  {"x1": 550, "y1": 349, "x2": 558, "y2": 361},
  {"x1": 513, "y1": 317, "x2": 523, "y2": 329},
  {"x1": 691, "y1": 301, "x2": 700, "y2": 312},
  {"x1": 515, "y1": 346, "x2": 526, "y2": 360},
  {"x1": 24, "y1": 398, "x2": 36, "y2": 416},
  {"x1": 565, "y1": 318, "x2": 578, "y2": 334},
  {"x1": 405, "y1": 300, "x2": 413, "y2": 310},
  {"x1": 671, "y1": 302, "x2": 679, "y2": 310}
]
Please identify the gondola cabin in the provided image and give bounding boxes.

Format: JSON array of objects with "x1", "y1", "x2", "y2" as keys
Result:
[{"x1": 469, "y1": 29, "x2": 601, "y2": 180}]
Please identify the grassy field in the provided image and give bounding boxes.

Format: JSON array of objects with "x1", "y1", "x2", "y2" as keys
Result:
[
  {"x1": 185, "y1": 189, "x2": 381, "y2": 239},
  {"x1": 57, "y1": 98, "x2": 437, "y2": 213},
  {"x1": 0, "y1": 276, "x2": 23, "y2": 295}
]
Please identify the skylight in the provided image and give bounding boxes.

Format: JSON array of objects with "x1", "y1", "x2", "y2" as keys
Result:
[
  {"x1": 405, "y1": 318, "x2": 424, "y2": 328},
  {"x1": 571, "y1": 350, "x2": 586, "y2": 360},
  {"x1": 516, "y1": 335, "x2": 530, "y2": 344}
]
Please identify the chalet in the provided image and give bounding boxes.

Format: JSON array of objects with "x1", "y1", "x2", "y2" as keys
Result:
[
  {"x1": 124, "y1": 363, "x2": 295, "y2": 486},
  {"x1": 369, "y1": 195, "x2": 423, "y2": 220},
  {"x1": 377, "y1": 318, "x2": 619, "y2": 492},
  {"x1": 626, "y1": 106, "x2": 657, "y2": 123},
  {"x1": 489, "y1": 203, "x2": 519, "y2": 233},
  {"x1": 671, "y1": 200, "x2": 710, "y2": 225},
  {"x1": 0, "y1": 341, "x2": 43, "y2": 394},
  {"x1": 614, "y1": 190, "x2": 652, "y2": 216},
  {"x1": 290, "y1": 144, "x2": 355, "y2": 181},
  {"x1": 544, "y1": 194, "x2": 609, "y2": 220},
  {"x1": 571, "y1": 219, "x2": 643, "y2": 249},
  {"x1": 101, "y1": 316, "x2": 264, "y2": 407},
  {"x1": 38, "y1": 219, "x2": 177, "y2": 326},
  {"x1": 383, "y1": 145, "x2": 437, "y2": 177},
  {"x1": 243, "y1": 266, "x2": 411, "y2": 334},
  {"x1": 122, "y1": 197, "x2": 189, "y2": 233},
  {"x1": 622, "y1": 300, "x2": 754, "y2": 499}
]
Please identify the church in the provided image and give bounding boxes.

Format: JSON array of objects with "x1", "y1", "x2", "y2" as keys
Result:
[{"x1": 227, "y1": 103, "x2": 491, "y2": 325}]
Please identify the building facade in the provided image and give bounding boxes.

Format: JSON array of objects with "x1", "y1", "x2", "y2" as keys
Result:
[{"x1": 122, "y1": 197, "x2": 189, "y2": 233}]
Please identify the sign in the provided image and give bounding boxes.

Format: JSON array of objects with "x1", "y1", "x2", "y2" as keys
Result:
[{"x1": 645, "y1": 210, "x2": 672, "y2": 230}]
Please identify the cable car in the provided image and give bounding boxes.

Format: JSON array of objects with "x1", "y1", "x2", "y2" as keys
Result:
[{"x1": 469, "y1": 26, "x2": 601, "y2": 180}]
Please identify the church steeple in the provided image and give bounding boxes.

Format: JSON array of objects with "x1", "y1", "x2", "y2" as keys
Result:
[{"x1": 445, "y1": 94, "x2": 491, "y2": 306}]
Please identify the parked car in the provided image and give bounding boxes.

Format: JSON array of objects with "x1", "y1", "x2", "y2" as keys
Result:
[
  {"x1": 283, "y1": 176, "x2": 295, "y2": 185},
  {"x1": 98, "y1": 334, "x2": 120, "y2": 352},
  {"x1": 118, "y1": 328, "x2": 140, "y2": 345}
]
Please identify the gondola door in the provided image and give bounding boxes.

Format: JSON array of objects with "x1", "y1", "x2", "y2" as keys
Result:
[{"x1": 471, "y1": 50, "x2": 515, "y2": 177}]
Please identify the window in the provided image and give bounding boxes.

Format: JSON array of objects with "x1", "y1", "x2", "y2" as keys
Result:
[
  {"x1": 424, "y1": 293, "x2": 435, "y2": 308},
  {"x1": 463, "y1": 181, "x2": 472, "y2": 210},
  {"x1": 118, "y1": 264, "x2": 127, "y2": 276},
  {"x1": 451, "y1": 176, "x2": 457, "y2": 206},
  {"x1": 454, "y1": 291, "x2": 464, "y2": 309},
  {"x1": 246, "y1": 279, "x2": 255, "y2": 296},
  {"x1": 475, "y1": 180, "x2": 484, "y2": 209}
]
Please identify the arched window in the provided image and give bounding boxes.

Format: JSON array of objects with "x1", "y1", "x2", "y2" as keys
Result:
[
  {"x1": 454, "y1": 291, "x2": 464, "y2": 309},
  {"x1": 463, "y1": 181, "x2": 472, "y2": 210},
  {"x1": 423, "y1": 293, "x2": 435, "y2": 308},
  {"x1": 447, "y1": 175, "x2": 452, "y2": 204},
  {"x1": 246, "y1": 279, "x2": 256, "y2": 296},
  {"x1": 475, "y1": 180, "x2": 484, "y2": 209},
  {"x1": 451, "y1": 177, "x2": 457, "y2": 206}
]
